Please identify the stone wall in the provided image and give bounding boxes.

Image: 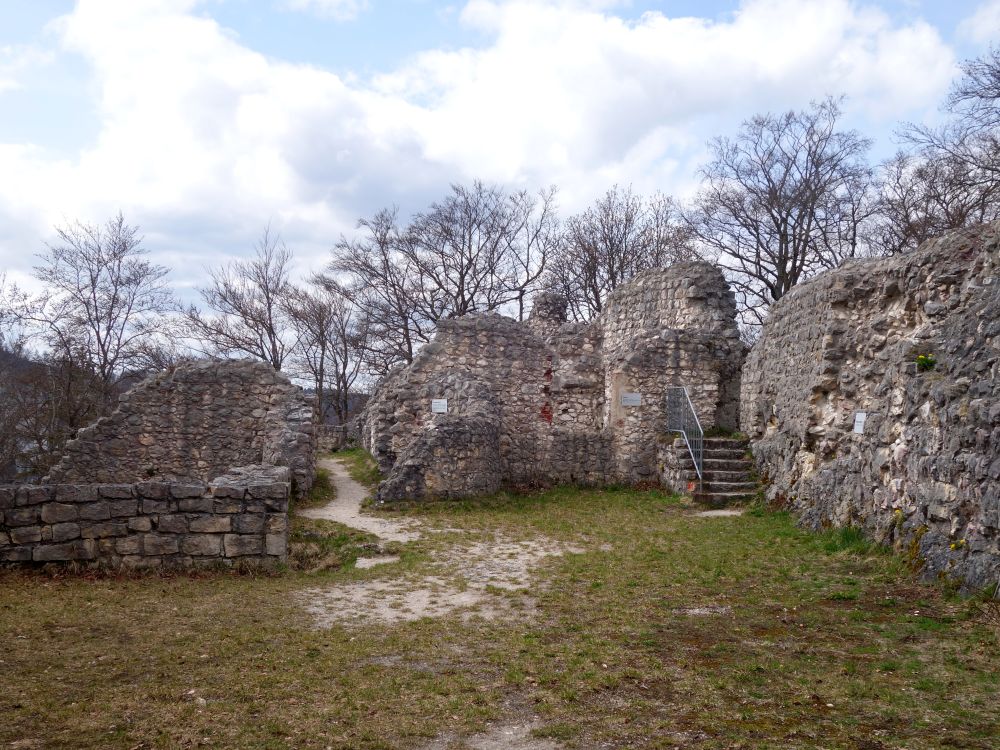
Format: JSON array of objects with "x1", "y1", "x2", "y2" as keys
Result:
[
  {"x1": 742, "y1": 222, "x2": 1000, "y2": 590},
  {"x1": 0, "y1": 465, "x2": 289, "y2": 567},
  {"x1": 361, "y1": 261, "x2": 744, "y2": 503},
  {"x1": 46, "y1": 359, "x2": 315, "y2": 498},
  {"x1": 2, "y1": 358, "x2": 314, "y2": 569}
]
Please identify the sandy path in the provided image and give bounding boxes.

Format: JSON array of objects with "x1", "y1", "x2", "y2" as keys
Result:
[{"x1": 298, "y1": 457, "x2": 420, "y2": 543}]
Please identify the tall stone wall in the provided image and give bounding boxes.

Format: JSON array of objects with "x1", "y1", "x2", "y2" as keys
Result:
[
  {"x1": 742, "y1": 222, "x2": 1000, "y2": 590},
  {"x1": 46, "y1": 359, "x2": 315, "y2": 498},
  {"x1": 361, "y1": 261, "x2": 744, "y2": 503}
]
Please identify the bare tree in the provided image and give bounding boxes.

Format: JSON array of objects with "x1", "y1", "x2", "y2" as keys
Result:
[
  {"x1": 285, "y1": 279, "x2": 366, "y2": 424},
  {"x1": 11, "y1": 213, "x2": 175, "y2": 406},
  {"x1": 504, "y1": 186, "x2": 560, "y2": 321},
  {"x1": 187, "y1": 226, "x2": 296, "y2": 370},
  {"x1": 903, "y1": 47, "x2": 1000, "y2": 181},
  {"x1": 868, "y1": 150, "x2": 1000, "y2": 256},
  {"x1": 332, "y1": 208, "x2": 432, "y2": 375},
  {"x1": 547, "y1": 186, "x2": 694, "y2": 320},
  {"x1": 687, "y1": 98, "x2": 874, "y2": 330}
]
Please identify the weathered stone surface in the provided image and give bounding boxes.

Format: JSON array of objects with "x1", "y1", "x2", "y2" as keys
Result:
[
  {"x1": 43, "y1": 359, "x2": 315, "y2": 499},
  {"x1": 265, "y1": 533, "x2": 287, "y2": 557},
  {"x1": 156, "y1": 515, "x2": 189, "y2": 534},
  {"x1": 143, "y1": 534, "x2": 179, "y2": 556},
  {"x1": 5, "y1": 507, "x2": 39, "y2": 527},
  {"x1": 742, "y1": 222, "x2": 1000, "y2": 591},
  {"x1": 78, "y1": 502, "x2": 111, "y2": 521},
  {"x1": 41, "y1": 503, "x2": 78, "y2": 524},
  {"x1": 224, "y1": 534, "x2": 263, "y2": 557},
  {"x1": 180, "y1": 534, "x2": 222, "y2": 556},
  {"x1": 10, "y1": 526, "x2": 42, "y2": 544},
  {"x1": 188, "y1": 515, "x2": 231, "y2": 533},
  {"x1": 51, "y1": 522, "x2": 81, "y2": 542},
  {"x1": 361, "y1": 262, "x2": 744, "y2": 503},
  {"x1": 231, "y1": 514, "x2": 264, "y2": 534},
  {"x1": 80, "y1": 522, "x2": 128, "y2": 539},
  {"x1": 33, "y1": 540, "x2": 95, "y2": 562}
]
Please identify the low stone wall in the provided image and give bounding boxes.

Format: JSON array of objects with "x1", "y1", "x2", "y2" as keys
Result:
[
  {"x1": 0, "y1": 465, "x2": 289, "y2": 567},
  {"x1": 742, "y1": 222, "x2": 1000, "y2": 590}
]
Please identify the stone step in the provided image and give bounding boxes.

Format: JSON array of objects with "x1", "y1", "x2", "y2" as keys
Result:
[
  {"x1": 678, "y1": 469, "x2": 752, "y2": 482},
  {"x1": 702, "y1": 437, "x2": 750, "y2": 448},
  {"x1": 683, "y1": 458, "x2": 753, "y2": 471},
  {"x1": 693, "y1": 490, "x2": 757, "y2": 508},
  {"x1": 702, "y1": 447, "x2": 748, "y2": 459},
  {"x1": 700, "y1": 481, "x2": 757, "y2": 493}
]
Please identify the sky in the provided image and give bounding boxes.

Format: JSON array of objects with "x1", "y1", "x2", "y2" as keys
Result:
[{"x1": 1, "y1": 0, "x2": 998, "y2": 301}]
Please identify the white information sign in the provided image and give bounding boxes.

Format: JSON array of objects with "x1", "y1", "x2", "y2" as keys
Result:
[
  {"x1": 853, "y1": 411, "x2": 867, "y2": 434},
  {"x1": 621, "y1": 392, "x2": 642, "y2": 407},
  {"x1": 431, "y1": 399, "x2": 448, "y2": 414}
]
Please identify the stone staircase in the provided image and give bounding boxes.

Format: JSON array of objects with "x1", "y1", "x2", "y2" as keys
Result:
[{"x1": 678, "y1": 437, "x2": 757, "y2": 507}]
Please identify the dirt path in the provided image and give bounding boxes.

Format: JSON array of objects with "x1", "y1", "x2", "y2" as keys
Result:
[{"x1": 298, "y1": 456, "x2": 420, "y2": 543}]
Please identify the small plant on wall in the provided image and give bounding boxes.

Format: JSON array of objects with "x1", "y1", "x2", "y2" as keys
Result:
[{"x1": 915, "y1": 353, "x2": 937, "y2": 372}]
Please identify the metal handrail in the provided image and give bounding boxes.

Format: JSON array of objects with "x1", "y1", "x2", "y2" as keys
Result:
[{"x1": 666, "y1": 386, "x2": 704, "y2": 490}]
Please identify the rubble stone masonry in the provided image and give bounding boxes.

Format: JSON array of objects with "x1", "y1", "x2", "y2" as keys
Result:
[
  {"x1": 361, "y1": 262, "x2": 746, "y2": 503},
  {"x1": 742, "y1": 222, "x2": 1000, "y2": 590}
]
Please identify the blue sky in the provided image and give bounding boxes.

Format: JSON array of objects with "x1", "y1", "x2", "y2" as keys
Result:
[{"x1": 0, "y1": 0, "x2": 997, "y2": 300}]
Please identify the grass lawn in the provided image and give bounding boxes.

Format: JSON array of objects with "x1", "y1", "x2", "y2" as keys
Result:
[{"x1": 1, "y1": 477, "x2": 998, "y2": 749}]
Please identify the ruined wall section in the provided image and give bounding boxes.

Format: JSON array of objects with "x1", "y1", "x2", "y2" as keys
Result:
[
  {"x1": 742, "y1": 223, "x2": 1000, "y2": 590},
  {"x1": 600, "y1": 263, "x2": 745, "y2": 481},
  {"x1": 46, "y1": 360, "x2": 315, "y2": 497},
  {"x1": 362, "y1": 262, "x2": 745, "y2": 502}
]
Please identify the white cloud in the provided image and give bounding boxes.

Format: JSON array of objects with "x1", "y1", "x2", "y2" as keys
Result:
[
  {"x1": 0, "y1": 0, "x2": 959, "y2": 294},
  {"x1": 0, "y1": 44, "x2": 52, "y2": 93},
  {"x1": 959, "y1": 0, "x2": 1000, "y2": 45},
  {"x1": 282, "y1": 0, "x2": 370, "y2": 22}
]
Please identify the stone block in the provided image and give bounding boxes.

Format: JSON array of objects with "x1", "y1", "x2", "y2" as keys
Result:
[
  {"x1": 80, "y1": 522, "x2": 128, "y2": 539},
  {"x1": 211, "y1": 485, "x2": 246, "y2": 500},
  {"x1": 115, "y1": 536, "x2": 143, "y2": 555},
  {"x1": 9, "y1": 526, "x2": 41, "y2": 544},
  {"x1": 177, "y1": 497, "x2": 215, "y2": 513},
  {"x1": 51, "y1": 522, "x2": 81, "y2": 542},
  {"x1": 265, "y1": 515, "x2": 288, "y2": 534},
  {"x1": 41, "y1": 503, "x2": 78, "y2": 524},
  {"x1": 78, "y1": 502, "x2": 111, "y2": 521},
  {"x1": 0, "y1": 487, "x2": 16, "y2": 509},
  {"x1": 248, "y1": 483, "x2": 288, "y2": 500},
  {"x1": 156, "y1": 514, "x2": 189, "y2": 533},
  {"x1": 4, "y1": 507, "x2": 39, "y2": 527},
  {"x1": 188, "y1": 515, "x2": 230, "y2": 533},
  {"x1": 224, "y1": 534, "x2": 263, "y2": 557},
  {"x1": 142, "y1": 534, "x2": 179, "y2": 555},
  {"x1": 33, "y1": 539, "x2": 96, "y2": 562},
  {"x1": 213, "y1": 500, "x2": 242, "y2": 514},
  {"x1": 16, "y1": 486, "x2": 52, "y2": 506},
  {"x1": 109, "y1": 499, "x2": 138, "y2": 518},
  {"x1": 265, "y1": 533, "x2": 287, "y2": 557},
  {"x1": 54, "y1": 485, "x2": 99, "y2": 503},
  {"x1": 232, "y1": 514, "x2": 264, "y2": 534},
  {"x1": 180, "y1": 534, "x2": 223, "y2": 556},
  {"x1": 0, "y1": 546, "x2": 32, "y2": 562},
  {"x1": 141, "y1": 499, "x2": 170, "y2": 515},
  {"x1": 171, "y1": 484, "x2": 207, "y2": 499},
  {"x1": 136, "y1": 482, "x2": 171, "y2": 500},
  {"x1": 127, "y1": 517, "x2": 153, "y2": 532},
  {"x1": 98, "y1": 484, "x2": 135, "y2": 499}
]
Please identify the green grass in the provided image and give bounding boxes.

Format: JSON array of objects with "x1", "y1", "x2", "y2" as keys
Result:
[
  {"x1": 291, "y1": 466, "x2": 336, "y2": 512},
  {"x1": 336, "y1": 447, "x2": 383, "y2": 488},
  {"x1": 1, "y1": 484, "x2": 998, "y2": 749}
]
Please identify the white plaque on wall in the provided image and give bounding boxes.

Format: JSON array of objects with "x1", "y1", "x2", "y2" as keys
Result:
[
  {"x1": 431, "y1": 399, "x2": 448, "y2": 414},
  {"x1": 853, "y1": 411, "x2": 867, "y2": 434},
  {"x1": 621, "y1": 392, "x2": 642, "y2": 407}
]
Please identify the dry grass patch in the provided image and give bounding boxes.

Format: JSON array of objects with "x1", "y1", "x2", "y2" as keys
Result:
[{"x1": 2, "y1": 484, "x2": 998, "y2": 749}]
